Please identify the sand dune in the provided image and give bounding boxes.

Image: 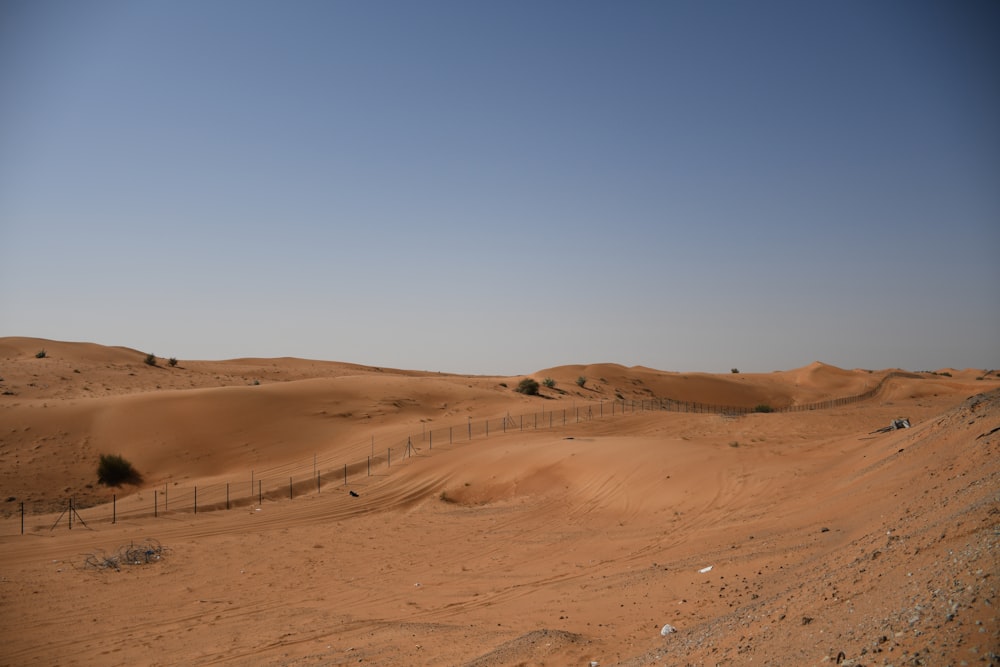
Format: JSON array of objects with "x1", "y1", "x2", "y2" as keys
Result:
[{"x1": 0, "y1": 338, "x2": 997, "y2": 665}]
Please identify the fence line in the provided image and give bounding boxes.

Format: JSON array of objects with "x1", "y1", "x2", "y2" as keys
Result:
[{"x1": 15, "y1": 372, "x2": 909, "y2": 533}]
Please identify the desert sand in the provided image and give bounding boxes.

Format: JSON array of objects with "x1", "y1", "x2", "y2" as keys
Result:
[{"x1": 0, "y1": 337, "x2": 996, "y2": 666}]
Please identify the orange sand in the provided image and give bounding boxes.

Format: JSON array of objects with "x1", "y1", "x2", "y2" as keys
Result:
[{"x1": 0, "y1": 337, "x2": 996, "y2": 666}]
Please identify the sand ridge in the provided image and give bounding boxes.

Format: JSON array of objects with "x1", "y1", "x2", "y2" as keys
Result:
[{"x1": 0, "y1": 337, "x2": 997, "y2": 666}]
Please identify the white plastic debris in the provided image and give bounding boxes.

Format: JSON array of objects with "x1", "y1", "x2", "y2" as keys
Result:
[
  {"x1": 699, "y1": 565, "x2": 713, "y2": 573},
  {"x1": 660, "y1": 624, "x2": 677, "y2": 636}
]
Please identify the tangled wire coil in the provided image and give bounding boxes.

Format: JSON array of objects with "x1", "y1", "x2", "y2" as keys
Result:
[{"x1": 82, "y1": 538, "x2": 167, "y2": 571}]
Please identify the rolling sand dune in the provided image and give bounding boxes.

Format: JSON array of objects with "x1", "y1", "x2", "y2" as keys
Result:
[{"x1": 0, "y1": 338, "x2": 997, "y2": 666}]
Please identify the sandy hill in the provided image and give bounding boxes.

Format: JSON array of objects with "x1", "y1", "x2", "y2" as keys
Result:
[
  {"x1": 2, "y1": 337, "x2": 919, "y2": 513},
  {"x1": 0, "y1": 337, "x2": 997, "y2": 666}
]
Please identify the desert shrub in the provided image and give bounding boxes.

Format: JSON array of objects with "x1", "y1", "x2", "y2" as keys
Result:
[
  {"x1": 576, "y1": 376, "x2": 586, "y2": 388},
  {"x1": 35, "y1": 349, "x2": 47, "y2": 358},
  {"x1": 144, "y1": 353, "x2": 157, "y2": 366},
  {"x1": 97, "y1": 453, "x2": 142, "y2": 487},
  {"x1": 753, "y1": 404, "x2": 774, "y2": 413},
  {"x1": 731, "y1": 368, "x2": 739, "y2": 374},
  {"x1": 167, "y1": 357, "x2": 178, "y2": 367},
  {"x1": 515, "y1": 378, "x2": 540, "y2": 395},
  {"x1": 542, "y1": 377, "x2": 556, "y2": 388}
]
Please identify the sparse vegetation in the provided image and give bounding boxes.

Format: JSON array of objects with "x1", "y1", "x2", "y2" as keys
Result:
[
  {"x1": 35, "y1": 349, "x2": 47, "y2": 359},
  {"x1": 97, "y1": 453, "x2": 142, "y2": 487},
  {"x1": 731, "y1": 368, "x2": 739, "y2": 374},
  {"x1": 83, "y1": 538, "x2": 166, "y2": 570},
  {"x1": 542, "y1": 377, "x2": 556, "y2": 389},
  {"x1": 753, "y1": 404, "x2": 774, "y2": 413},
  {"x1": 515, "y1": 378, "x2": 540, "y2": 395},
  {"x1": 576, "y1": 376, "x2": 586, "y2": 388},
  {"x1": 144, "y1": 353, "x2": 157, "y2": 366},
  {"x1": 168, "y1": 357, "x2": 178, "y2": 367}
]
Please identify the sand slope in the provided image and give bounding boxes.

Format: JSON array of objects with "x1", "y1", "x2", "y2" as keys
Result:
[{"x1": 0, "y1": 338, "x2": 997, "y2": 666}]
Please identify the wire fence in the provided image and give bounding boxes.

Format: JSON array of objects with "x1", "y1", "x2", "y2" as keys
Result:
[{"x1": 13, "y1": 372, "x2": 908, "y2": 534}]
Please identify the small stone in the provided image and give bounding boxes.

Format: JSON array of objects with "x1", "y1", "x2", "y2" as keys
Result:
[{"x1": 660, "y1": 624, "x2": 677, "y2": 636}]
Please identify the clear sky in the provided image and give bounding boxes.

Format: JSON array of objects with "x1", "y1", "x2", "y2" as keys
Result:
[{"x1": 2, "y1": 1, "x2": 998, "y2": 375}]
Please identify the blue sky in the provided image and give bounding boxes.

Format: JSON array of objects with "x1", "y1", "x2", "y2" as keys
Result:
[{"x1": 2, "y1": 1, "x2": 998, "y2": 374}]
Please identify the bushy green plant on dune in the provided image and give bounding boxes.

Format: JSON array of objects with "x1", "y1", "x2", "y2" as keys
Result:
[
  {"x1": 515, "y1": 378, "x2": 540, "y2": 395},
  {"x1": 97, "y1": 453, "x2": 143, "y2": 487}
]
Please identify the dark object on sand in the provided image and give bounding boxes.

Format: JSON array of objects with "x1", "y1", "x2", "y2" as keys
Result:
[{"x1": 871, "y1": 418, "x2": 910, "y2": 434}]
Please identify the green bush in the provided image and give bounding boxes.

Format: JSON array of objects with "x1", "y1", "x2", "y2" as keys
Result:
[
  {"x1": 542, "y1": 377, "x2": 556, "y2": 388},
  {"x1": 576, "y1": 376, "x2": 586, "y2": 388},
  {"x1": 97, "y1": 453, "x2": 142, "y2": 487},
  {"x1": 753, "y1": 404, "x2": 774, "y2": 413},
  {"x1": 731, "y1": 368, "x2": 739, "y2": 374},
  {"x1": 144, "y1": 353, "x2": 157, "y2": 366},
  {"x1": 515, "y1": 378, "x2": 540, "y2": 395},
  {"x1": 167, "y1": 357, "x2": 178, "y2": 367},
  {"x1": 35, "y1": 349, "x2": 47, "y2": 359}
]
